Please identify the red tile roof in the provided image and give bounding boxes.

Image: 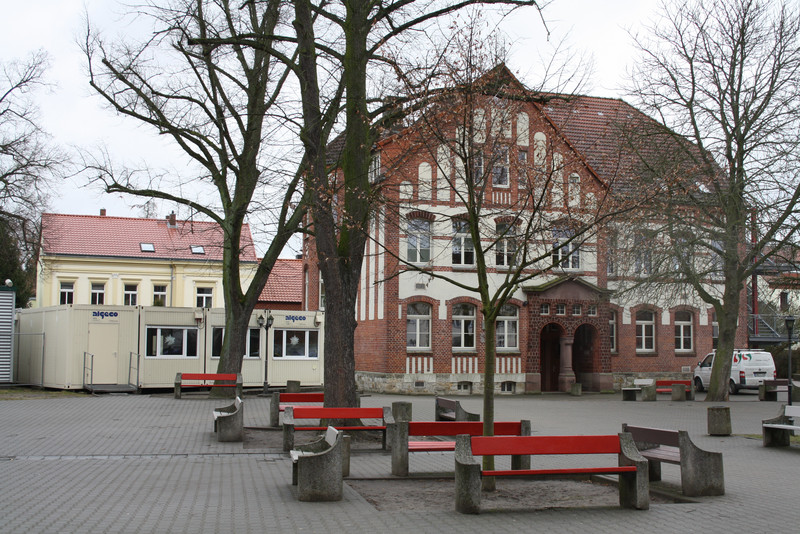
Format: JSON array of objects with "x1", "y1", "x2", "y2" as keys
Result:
[
  {"x1": 41, "y1": 213, "x2": 258, "y2": 262},
  {"x1": 259, "y1": 259, "x2": 303, "y2": 303}
]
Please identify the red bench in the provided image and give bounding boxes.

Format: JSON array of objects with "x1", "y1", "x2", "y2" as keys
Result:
[
  {"x1": 174, "y1": 372, "x2": 242, "y2": 399},
  {"x1": 269, "y1": 392, "x2": 325, "y2": 427},
  {"x1": 455, "y1": 433, "x2": 649, "y2": 513},
  {"x1": 656, "y1": 380, "x2": 694, "y2": 400},
  {"x1": 282, "y1": 406, "x2": 390, "y2": 451},
  {"x1": 389, "y1": 420, "x2": 531, "y2": 476}
]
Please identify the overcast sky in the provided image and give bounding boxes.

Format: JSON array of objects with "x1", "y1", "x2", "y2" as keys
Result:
[{"x1": 1, "y1": 0, "x2": 663, "y2": 245}]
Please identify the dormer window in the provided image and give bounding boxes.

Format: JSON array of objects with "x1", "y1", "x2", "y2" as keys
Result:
[
  {"x1": 140, "y1": 243, "x2": 155, "y2": 252},
  {"x1": 191, "y1": 245, "x2": 205, "y2": 255}
]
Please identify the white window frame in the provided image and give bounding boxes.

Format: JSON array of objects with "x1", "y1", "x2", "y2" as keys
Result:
[
  {"x1": 60, "y1": 281, "x2": 74, "y2": 305},
  {"x1": 318, "y1": 274, "x2": 325, "y2": 311},
  {"x1": 90, "y1": 283, "x2": 105, "y2": 305},
  {"x1": 496, "y1": 304, "x2": 518, "y2": 351},
  {"x1": 634, "y1": 233, "x2": 652, "y2": 275},
  {"x1": 553, "y1": 229, "x2": 581, "y2": 270},
  {"x1": 124, "y1": 284, "x2": 138, "y2": 306},
  {"x1": 556, "y1": 303, "x2": 566, "y2": 315},
  {"x1": 153, "y1": 285, "x2": 167, "y2": 307},
  {"x1": 145, "y1": 326, "x2": 199, "y2": 358},
  {"x1": 406, "y1": 302, "x2": 432, "y2": 350},
  {"x1": 211, "y1": 327, "x2": 261, "y2": 359},
  {"x1": 495, "y1": 223, "x2": 517, "y2": 268},
  {"x1": 572, "y1": 304, "x2": 581, "y2": 316},
  {"x1": 674, "y1": 311, "x2": 693, "y2": 352},
  {"x1": 196, "y1": 287, "x2": 213, "y2": 308},
  {"x1": 540, "y1": 303, "x2": 550, "y2": 315},
  {"x1": 273, "y1": 329, "x2": 320, "y2": 359},
  {"x1": 609, "y1": 310, "x2": 617, "y2": 353},
  {"x1": 407, "y1": 219, "x2": 431, "y2": 264},
  {"x1": 491, "y1": 146, "x2": 510, "y2": 187},
  {"x1": 636, "y1": 310, "x2": 656, "y2": 353},
  {"x1": 452, "y1": 220, "x2": 475, "y2": 266},
  {"x1": 452, "y1": 303, "x2": 476, "y2": 350}
]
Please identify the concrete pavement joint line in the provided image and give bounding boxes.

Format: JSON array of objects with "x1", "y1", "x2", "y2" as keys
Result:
[{"x1": 6, "y1": 453, "x2": 286, "y2": 461}]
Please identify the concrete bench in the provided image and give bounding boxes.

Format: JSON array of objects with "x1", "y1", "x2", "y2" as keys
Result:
[
  {"x1": 290, "y1": 426, "x2": 345, "y2": 501},
  {"x1": 655, "y1": 380, "x2": 694, "y2": 401},
  {"x1": 622, "y1": 379, "x2": 655, "y2": 401},
  {"x1": 269, "y1": 392, "x2": 325, "y2": 427},
  {"x1": 212, "y1": 396, "x2": 243, "y2": 442},
  {"x1": 759, "y1": 379, "x2": 788, "y2": 401},
  {"x1": 387, "y1": 419, "x2": 531, "y2": 476},
  {"x1": 282, "y1": 406, "x2": 391, "y2": 451},
  {"x1": 435, "y1": 396, "x2": 479, "y2": 421},
  {"x1": 762, "y1": 404, "x2": 800, "y2": 447},
  {"x1": 455, "y1": 433, "x2": 649, "y2": 513},
  {"x1": 622, "y1": 423, "x2": 724, "y2": 496},
  {"x1": 174, "y1": 372, "x2": 242, "y2": 399}
]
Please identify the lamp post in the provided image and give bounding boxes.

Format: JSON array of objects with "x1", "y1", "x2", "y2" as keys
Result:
[{"x1": 786, "y1": 315, "x2": 795, "y2": 406}]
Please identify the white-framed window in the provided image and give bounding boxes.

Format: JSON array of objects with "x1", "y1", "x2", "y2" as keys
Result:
[
  {"x1": 540, "y1": 303, "x2": 550, "y2": 315},
  {"x1": 211, "y1": 327, "x2": 260, "y2": 358},
  {"x1": 145, "y1": 326, "x2": 198, "y2": 358},
  {"x1": 495, "y1": 222, "x2": 517, "y2": 267},
  {"x1": 674, "y1": 310, "x2": 693, "y2": 352},
  {"x1": 552, "y1": 229, "x2": 580, "y2": 270},
  {"x1": 496, "y1": 304, "x2": 518, "y2": 351},
  {"x1": 587, "y1": 305, "x2": 598, "y2": 316},
  {"x1": 406, "y1": 302, "x2": 432, "y2": 350},
  {"x1": 196, "y1": 287, "x2": 213, "y2": 308},
  {"x1": 636, "y1": 310, "x2": 656, "y2": 353},
  {"x1": 369, "y1": 151, "x2": 381, "y2": 182},
  {"x1": 556, "y1": 303, "x2": 566, "y2": 315},
  {"x1": 452, "y1": 303, "x2": 476, "y2": 349},
  {"x1": 318, "y1": 274, "x2": 325, "y2": 311},
  {"x1": 273, "y1": 329, "x2": 319, "y2": 359},
  {"x1": 491, "y1": 146, "x2": 510, "y2": 187},
  {"x1": 153, "y1": 285, "x2": 167, "y2": 307},
  {"x1": 452, "y1": 220, "x2": 475, "y2": 266},
  {"x1": 90, "y1": 283, "x2": 105, "y2": 305},
  {"x1": 407, "y1": 219, "x2": 431, "y2": 264},
  {"x1": 609, "y1": 310, "x2": 617, "y2": 353},
  {"x1": 634, "y1": 233, "x2": 652, "y2": 275},
  {"x1": 60, "y1": 281, "x2": 74, "y2": 305},
  {"x1": 568, "y1": 173, "x2": 580, "y2": 207},
  {"x1": 470, "y1": 151, "x2": 484, "y2": 184},
  {"x1": 140, "y1": 243, "x2": 155, "y2": 253},
  {"x1": 191, "y1": 245, "x2": 205, "y2": 255},
  {"x1": 572, "y1": 304, "x2": 581, "y2": 316},
  {"x1": 124, "y1": 284, "x2": 138, "y2": 306}
]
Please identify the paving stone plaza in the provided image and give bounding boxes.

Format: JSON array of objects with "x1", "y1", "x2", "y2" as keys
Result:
[{"x1": 0, "y1": 390, "x2": 797, "y2": 533}]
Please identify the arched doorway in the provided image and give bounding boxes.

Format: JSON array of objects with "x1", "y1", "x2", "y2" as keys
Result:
[
  {"x1": 540, "y1": 323, "x2": 563, "y2": 392},
  {"x1": 573, "y1": 323, "x2": 598, "y2": 386}
]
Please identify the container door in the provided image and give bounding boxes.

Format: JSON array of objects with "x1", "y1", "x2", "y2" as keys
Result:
[{"x1": 88, "y1": 323, "x2": 119, "y2": 384}]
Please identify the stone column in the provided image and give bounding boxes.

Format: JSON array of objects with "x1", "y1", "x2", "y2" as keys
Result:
[{"x1": 558, "y1": 335, "x2": 576, "y2": 392}]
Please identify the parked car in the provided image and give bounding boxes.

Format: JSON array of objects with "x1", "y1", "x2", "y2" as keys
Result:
[{"x1": 693, "y1": 350, "x2": 776, "y2": 395}]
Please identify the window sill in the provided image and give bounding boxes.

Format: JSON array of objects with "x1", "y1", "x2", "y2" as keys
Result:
[
  {"x1": 406, "y1": 349, "x2": 432, "y2": 354},
  {"x1": 452, "y1": 349, "x2": 477, "y2": 354},
  {"x1": 452, "y1": 264, "x2": 476, "y2": 271},
  {"x1": 635, "y1": 351, "x2": 657, "y2": 357}
]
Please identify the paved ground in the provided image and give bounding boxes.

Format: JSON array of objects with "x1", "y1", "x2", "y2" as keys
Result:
[{"x1": 0, "y1": 388, "x2": 797, "y2": 533}]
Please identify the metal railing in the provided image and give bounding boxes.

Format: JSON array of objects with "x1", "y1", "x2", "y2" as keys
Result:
[{"x1": 749, "y1": 314, "x2": 793, "y2": 339}]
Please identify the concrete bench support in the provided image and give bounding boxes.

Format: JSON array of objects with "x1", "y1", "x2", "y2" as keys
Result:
[
  {"x1": 762, "y1": 405, "x2": 800, "y2": 447},
  {"x1": 435, "y1": 397, "x2": 479, "y2": 421},
  {"x1": 213, "y1": 397, "x2": 243, "y2": 442},
  {"x1": 290, "y1": 426, "x2": 344, "y2": 502}
]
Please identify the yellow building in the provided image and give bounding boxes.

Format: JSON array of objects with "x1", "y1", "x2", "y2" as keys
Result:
[{"x1": 36, "y1": 211, "x2": 258, "y2": 308}]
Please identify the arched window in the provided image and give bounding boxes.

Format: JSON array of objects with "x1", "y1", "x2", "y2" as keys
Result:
[
  {"x1": 552, "y1": 228, "x2": 580, "y2": 270},
  {"x1": 452, "y1": 303, "x2": 476, "y2": 349},
  {"x1": 674, "y1": 311, "x2": 693, "y2": 352},
  {"x1": 452, "y1": 220, "x2": 474, "y2": 266},
  {"x1": 406, "y1": 303, "x2": 431, "y2": 350},
  {"x1": 496, "y1": 304, "x2": 518, "y2": 350},
  {"x1": 636, "y1": 310, "x2": 655, "y2": 353}
]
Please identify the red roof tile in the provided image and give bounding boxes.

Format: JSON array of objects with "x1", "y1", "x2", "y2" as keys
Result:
[
  {"x1": 41, "y1": 213, "x2": 258, "y2": 262},
  {"x1": 259, "y1": 259, "x2": 303, "y2": 303}
]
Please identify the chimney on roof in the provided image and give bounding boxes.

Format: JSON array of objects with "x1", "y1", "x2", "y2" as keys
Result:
[
  {"x1": 100, "y1": 209, "x2": 106, "y2": 217},
  {"x1": 166, "y1": 211, "x2": 177, "y2": 228}
]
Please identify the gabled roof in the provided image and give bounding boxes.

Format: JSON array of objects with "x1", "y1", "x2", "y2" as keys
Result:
[
  {"x1": 259, "y1": 258, "x2": 303, "y2": 303},
  {"x1": 40, "y1": 213, "x2": 258, "y2": 262}
]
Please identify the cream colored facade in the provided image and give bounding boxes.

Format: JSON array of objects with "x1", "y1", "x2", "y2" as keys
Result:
[{"x1": 35, "y1": 254, "x2": 257, "y2": 309}]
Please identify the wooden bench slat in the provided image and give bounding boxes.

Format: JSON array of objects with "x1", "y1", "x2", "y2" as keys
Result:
[
  {"x1": 291, "y1": 407, "x2": 384, "y2": 419},
  {"x1": 181, "y1": 373, "x2": 238, "y2": 381},
  {"x1": 296, "y1": 425, "x2": 386, "y2": 432},
  {"x1": 639, "y1": 447, "x2": 681, "y2": 464},
  {"x1": 280, "y1": 393, "x2": 325, "y2": 403},
  {"x1": 408, "y1": 441, "x2": 456, "y2": 451},
  {"x1": 471, "y1": 434, "x2": 622, "y2": 456},
  {"x1": 484, "y1": 466, "x2": 638, "y2": 477},
  {"x1": 408, "y1": 421, "x2": 522, "y2": 437}
]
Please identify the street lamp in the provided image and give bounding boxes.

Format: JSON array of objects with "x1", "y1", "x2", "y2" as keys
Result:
[{"x1": 785, "y1": 315, "x2": 795, "y2": 406}]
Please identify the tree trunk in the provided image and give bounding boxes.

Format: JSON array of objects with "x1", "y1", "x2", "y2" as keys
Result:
[{"x1": 481, "y1": 315, "x2": 497, "y2": 492}]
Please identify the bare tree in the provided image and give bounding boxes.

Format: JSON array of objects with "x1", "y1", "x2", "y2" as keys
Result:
[
  {"x1": 83, "y1": 1, "x2": 306, "y2": 385},
  {"x1": 0, "y1": 52, "x2": 60, "y2": 303},
  {"x1": 627, "y1": 0, "x2": 800, "y2": 401}
]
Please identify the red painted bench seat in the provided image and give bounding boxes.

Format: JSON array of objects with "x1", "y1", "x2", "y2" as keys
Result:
[
  {"x1": 269, "y1": 392, "x2": 325, "y2": 426},
  {"x1": 282, "y1": 406, "x2": 390, "y2": 451},
  {"x1": 174, "y1": 372, "x2": 242, "y2": 399}
]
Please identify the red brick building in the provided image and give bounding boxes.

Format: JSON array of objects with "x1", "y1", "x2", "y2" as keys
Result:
[{"x1": 302, "y1": 67, "x2": 748, "y2": 394}]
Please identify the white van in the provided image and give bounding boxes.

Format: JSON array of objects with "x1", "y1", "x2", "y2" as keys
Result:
[{"x1": 693, "y1": 350, "x2": 776, "y2": 395}]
